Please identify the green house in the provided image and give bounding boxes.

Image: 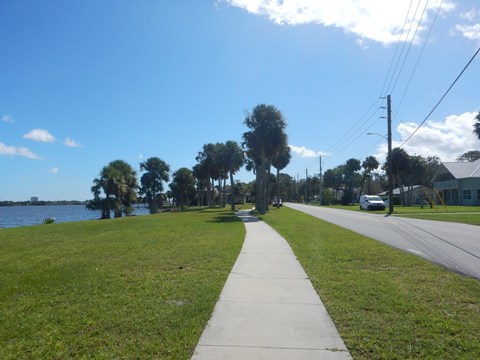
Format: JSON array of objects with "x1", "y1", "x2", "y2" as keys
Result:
[{"x1": 432, "y1": 159, "x2": 480, "y2": 206}]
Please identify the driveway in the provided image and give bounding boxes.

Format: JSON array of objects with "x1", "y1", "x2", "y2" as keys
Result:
[{"x1": 285, "y1": 203, "x2": 480, "y2": 279}]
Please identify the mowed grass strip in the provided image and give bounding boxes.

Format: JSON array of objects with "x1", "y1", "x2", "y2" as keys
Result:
[
  {"x1": 0, "y1": 208, "x2": 245, "y2": 359},
  {"x1": 325, "y1": 204, "x2": 480, "y2": 226},
  {"x1": 261, "y1": 207, "x2": 480, "y2": 359}
]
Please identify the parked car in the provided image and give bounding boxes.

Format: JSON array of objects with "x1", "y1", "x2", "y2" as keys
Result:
[
  {"x1": 359, "y1": 195, "x2": 385, "y2": 211},
  {"x1": 272, "y1": 198, "x2": 282, "y2": 207}
]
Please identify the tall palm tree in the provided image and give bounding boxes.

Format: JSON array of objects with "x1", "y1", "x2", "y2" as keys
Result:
[
  {"x1": 387, "y1": 148, "x2": 410, "y2": 206},
  {"x1": 243, "y1": 104, "x2": 287, "y2": 214},
  {"x1": 222, "y1": 140, "x2": 245, "y2": 211},
  {"x1": 474, "y1": 111, "x2": 480, "y2": 139},
  {"x1": 169, "y1": 167, "x2": 196, "y2": 210},
  {"x1": 362, "y1": 156, "x2": 379, "y2": 194},
  {"x1": 272, "y1": 144, "x2": 291, "y2": 207},
  {"x1": 192, "y1": 162, "x2": 209, "y2": 207},
  {"x1": 139, "y1": 157, "x2": 170, "y2": 214},
  {"x1": 195, "y1": 143, "x2": 217, "y2": 207},
  {"x1": 87, "y1": 160, "x2": 138, "y2": 218}
]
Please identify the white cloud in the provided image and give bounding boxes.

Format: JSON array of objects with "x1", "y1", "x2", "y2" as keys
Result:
[
  {"x1": 23, "y1": 129, "x2": 56, "y2": 143},
  {"x1": 289, "y1": 144, "x2": 327, "y2": 158},
  {"x1": 224, "y1": 0, "x2": 455, "y2": 45},
  {"x1": 460, "y1": 8, "x2": 480, "y2": 21},
  {"x1": 455, "y1": 23, "x2": 480, "y2": 40},
  {"x1": 64, "y1": 137, "x2": 82, "y2": 148},
  {"x1": 48, "y1": 166, "x2": 59, "y2": 174},
  {"x1": 0, "y1": 142, "x2": 42, "y2": 159},
  {"x1": 2, "y1": 114, "x2": 14, "y2": 123},
  {"x1": 375, "y1": 111, "x2": 480, "y2": 162}
]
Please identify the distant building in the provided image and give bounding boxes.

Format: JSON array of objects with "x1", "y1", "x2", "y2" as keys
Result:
[
  {"x1": 379, "y1": 185, "x2": 436, "y2": 206},
  {"x1": 31, "y1": 197, "x2": 39, "y2": 203},
  {"x1": 432, "y1": 159, "x2": 480, "y2": 206}
]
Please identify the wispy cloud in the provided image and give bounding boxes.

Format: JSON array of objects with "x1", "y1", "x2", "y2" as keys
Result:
[
  {"x1": 460, "y1": 7, "x2": 480, "y2": 21},
  {"x1": 455, "y1": 6, "x2": 480, "y2": 40},
  {"x1": 64, "y1": 137, "x2": 82, "y2": 148},
  {"x1": 455, "y1": 23, "x2": 480, "y2": 40},
  {"x1": 48, "y1": 166, "x2": 59, "y2": 174},
  {"x1": 289, "y1": 144, "x2": 327, "y2": 158},
  {"x1": 2, "y1": 114, "x2": 14, "y2": 123},
  {"x1": 224, "y1": 0, "x2": 455, "y2": 45},
  {"x1": 0, "y1": 142, "x2": 42, "y2": 159},
  {"x1": 375, "y1": 111, "x2": 480, "y2": 162},
  {"x1": 23, "y1": 128, "x2": 56, "y2": 143}
]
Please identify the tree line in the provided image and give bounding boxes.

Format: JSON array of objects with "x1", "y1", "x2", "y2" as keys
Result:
[
  {"x1": 87, "y1": 104, "x2": 290, "y2": 218},
  {"x1": 87, "y1": 109, "x2": 480, "y2": 218}
]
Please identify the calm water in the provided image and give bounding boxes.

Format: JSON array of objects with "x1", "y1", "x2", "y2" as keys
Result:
[{"x1": 0, "y1": 205, "x2": 150, "y2": 228}]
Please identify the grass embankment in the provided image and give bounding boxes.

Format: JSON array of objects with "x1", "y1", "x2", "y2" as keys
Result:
[
  {"x1": 0, "y1": 208, "x2": 245, "y2": 359},
  {"x1": 261, "y1": 207, "x2": 480, "y2": 359},
  {"x1": 326, "y1": 204, "x2": 480, "y2": 226}
]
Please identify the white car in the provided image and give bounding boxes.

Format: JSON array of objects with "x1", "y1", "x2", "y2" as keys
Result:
[{"x1": 359, "y1": 195, "x2": 385, "y2": 211}]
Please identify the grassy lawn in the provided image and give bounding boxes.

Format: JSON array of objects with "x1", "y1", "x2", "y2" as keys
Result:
[
  {"x1": 261, "y1": 206, "x2": 480, "y2": 359},
  {"x1": 324, "y1": 204, "x2": 480, "y2": 226},
  {"x1": 0, "y1": 208, "x2": 245, "y2": 359}
]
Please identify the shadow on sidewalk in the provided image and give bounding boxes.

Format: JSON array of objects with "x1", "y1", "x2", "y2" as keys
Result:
[{"x1": 235, "y1": 210, "x2": 260, "y2": 223}]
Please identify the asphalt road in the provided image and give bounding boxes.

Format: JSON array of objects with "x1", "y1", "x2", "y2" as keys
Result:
[{"x1": 285, "y1": 203, "x2": 480, "y2": 279}]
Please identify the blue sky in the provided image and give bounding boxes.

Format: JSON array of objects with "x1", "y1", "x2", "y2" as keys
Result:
[{"x1": 1, "y1": 0, "x2": 479, "y2": 201}]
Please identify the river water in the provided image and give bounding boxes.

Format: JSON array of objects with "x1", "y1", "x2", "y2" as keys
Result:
[{"x1": 0, "y1": 205, "x2": 150, "y2": 228}]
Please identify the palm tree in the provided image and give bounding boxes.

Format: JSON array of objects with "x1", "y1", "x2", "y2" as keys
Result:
[
  {"x1": 474, "y1": 111, "x2": 480, "y2": 139},
  {"x1": 362, "y1": 156, "x2": 379, "y2": 195},
  {"x1": 243, "y1": 104, "x2": 287, "y2": 214},
  {"x1": 387, "y1": 148, "x2": 410, "y2": 206},
  {"x1": 196, "y1": 143, "x2": 218, "y2": 207},
  {"x1": 222, "y1": 141, "x2": 245, "y2": 211},
  {"x1": 139, "y1": 157, "x2": 170, "y2": 214},
  {"x1": 192, "y1": 162, "x2": 209, "y2": 207},
  {"x1": 169, "y1": 167, "x2": 196, "y2": 210},
  {"x1": 212, "y1": 142, "x2": 228, "y2": 207},
  {"x1": 87, "y1": 160, "x2": 138, "y2": 218},
  {"x1": 272, "y1": 145, "x2": 291, "y2": 207}
]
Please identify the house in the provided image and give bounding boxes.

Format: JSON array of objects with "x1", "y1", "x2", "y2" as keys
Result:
[
  {"x1": 432, "y1": 159, "x2": 480, "y2": 206},
  {"x1": 379, "y1": 185, "x2": 436, "y2": 206}
]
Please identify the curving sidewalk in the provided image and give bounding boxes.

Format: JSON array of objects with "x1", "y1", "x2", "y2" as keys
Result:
[{"x1": 191, "y1": 210, "x2": 351, "y2": 359}]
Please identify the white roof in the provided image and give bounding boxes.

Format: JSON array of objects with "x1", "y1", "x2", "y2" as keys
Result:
[{"x1": 440, "y1": 159, "x2": 480, "y2": 179}]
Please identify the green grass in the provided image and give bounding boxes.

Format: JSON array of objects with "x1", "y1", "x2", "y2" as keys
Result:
[
  {"x1": 395, "y1": 213, "x2": 480, "y2": 226},
  {"x1": 324, "y1": 204, "x2": 480, "y2": 226},
  {"x1": 261, "y1": 207, "x2": 480, "y2": 359},
  {"x1": 0, "y1": 208, "x2": 245, "y2": 359}
]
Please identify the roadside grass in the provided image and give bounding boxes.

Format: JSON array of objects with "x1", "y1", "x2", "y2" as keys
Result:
[
  {"x1": 0, "y1": 208, "x2": 244, "y2": 359},
  {"x1": 324, "y1": 204, "x2": 480, "y2": 226},
  {"x1": 395, "y1": 213, "x2": 480, "y2": 226},
  {"x1": 260, "y1": 206, "x2": 480, "y2": 359}
]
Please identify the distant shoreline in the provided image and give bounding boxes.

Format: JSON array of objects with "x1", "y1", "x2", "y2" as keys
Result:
[{"x1": 0, "y1": 200, "x2": 87, "y2": 207}]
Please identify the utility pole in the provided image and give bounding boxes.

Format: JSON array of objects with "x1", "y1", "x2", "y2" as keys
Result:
[
  {"x1": 387, "y1": 95, "x2": 394, "y2": 214},
  {"x1": 319, "y1": 156, "x2": 323, "y2": 206}
]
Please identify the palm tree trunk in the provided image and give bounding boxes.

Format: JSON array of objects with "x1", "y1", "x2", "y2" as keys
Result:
[
  {"x1": 211, "y1": 178, "x2": 215, "y2": 207},
  {"x1": 230, "y1": 171, "x2": 235, "y2": 211},
  {"x1": 259, "y1": 148, "x2": 267, "y2": 214}
]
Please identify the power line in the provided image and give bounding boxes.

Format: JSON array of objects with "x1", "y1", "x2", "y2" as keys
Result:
[
  {"x1": 388, "y1": 0, "x2": 429, "y2": 96},
  {"x1": 394, "y1": 0, "x2": 444, "y2": 124},
  {"x1": 382, "y1": 0, "x2": 422, "y2": 97},
  {"x1": 400, "y1": 46, "x2": 480, "y2": 147},
  {"x1": 379, "y1": 0, "x2": 415, "y2": 98}
]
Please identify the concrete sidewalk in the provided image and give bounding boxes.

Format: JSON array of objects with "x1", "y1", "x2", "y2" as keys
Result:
[{"x1": 191, "y1": 210, "x2": 351, "y2": 359}]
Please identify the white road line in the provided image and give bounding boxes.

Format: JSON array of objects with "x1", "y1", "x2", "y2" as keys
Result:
[{"x1": 407, "y1": 248, "x2": 424, "y2": 256}]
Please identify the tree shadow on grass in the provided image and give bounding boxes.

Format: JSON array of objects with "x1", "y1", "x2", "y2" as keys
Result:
[{"x1": 207, "y1": 213, "x2": 244, "y2": 223}]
